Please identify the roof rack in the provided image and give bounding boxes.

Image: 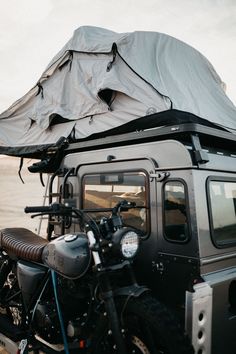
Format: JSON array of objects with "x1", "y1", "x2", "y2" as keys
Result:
[{"x1": 66, "y1": 123, "x2": 236, "y2": 158}]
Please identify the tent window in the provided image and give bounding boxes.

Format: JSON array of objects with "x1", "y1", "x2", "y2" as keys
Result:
[{"x1": 98, "y1": 89, "x2": 115, "y2": 106}]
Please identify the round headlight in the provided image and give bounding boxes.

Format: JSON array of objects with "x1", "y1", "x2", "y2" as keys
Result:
[{"x1": 120, "y1": 231, "x2": 139, "y2": 259}]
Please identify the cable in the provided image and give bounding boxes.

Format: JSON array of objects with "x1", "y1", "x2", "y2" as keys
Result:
[{"x1": 51, "y1": 270, "x2": 70, "y2": 354}]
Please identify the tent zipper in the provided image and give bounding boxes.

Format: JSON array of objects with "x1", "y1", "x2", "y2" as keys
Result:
[
  {"x1": 106, "y1": 43, "x2": 117, "y2": 72},
  {"x1": 116, "y1": 49, "x2": 172, "y2": 109}
]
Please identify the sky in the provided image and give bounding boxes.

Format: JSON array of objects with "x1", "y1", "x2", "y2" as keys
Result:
[{"x1": 0, "y1": 0, "x2": 235, "y2": 113}]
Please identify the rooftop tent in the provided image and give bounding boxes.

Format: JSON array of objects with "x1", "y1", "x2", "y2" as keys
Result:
[{"x1": 0, "y1": 26, "x2": 235, "y2": 158}]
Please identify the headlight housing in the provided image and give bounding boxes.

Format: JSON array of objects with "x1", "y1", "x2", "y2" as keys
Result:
[
  {"x1": 120, "y1": 231, "x2": 139, "y2": 259},
  {"x1": 112, "y1": 228, "x2": 140, "y2": 259}
]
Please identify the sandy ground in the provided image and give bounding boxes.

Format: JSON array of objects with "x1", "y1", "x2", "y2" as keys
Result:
[
  {"x1": 0, "y1": 156, "x2": 47, "y2": 353},
  {"x1": 0, "y1": 156, "x2": 48, "y2": 235}
]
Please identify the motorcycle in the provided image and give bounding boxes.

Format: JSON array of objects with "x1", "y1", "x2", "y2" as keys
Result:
[{"x1": 0, "y1": 200, "x2": 193, "y2": 354}]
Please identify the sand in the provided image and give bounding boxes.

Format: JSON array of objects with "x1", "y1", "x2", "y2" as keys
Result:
[
  {"x1": 0, "y1": 156, "x2": 50, "y2": 352},
  {"x1": 0, "y1": 156, "x2": 48, "y2": 235}
]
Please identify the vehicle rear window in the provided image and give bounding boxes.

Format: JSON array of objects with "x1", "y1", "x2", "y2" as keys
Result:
[
  {"x1": 208, "y1": 180, "x2": 236, "y2": 247},
  {"x1": 163, "y1": 181, "x2": 189, "y2": 242},
  {"x1": 82, "y1": 172, "x2": 148, "y2": 233}
]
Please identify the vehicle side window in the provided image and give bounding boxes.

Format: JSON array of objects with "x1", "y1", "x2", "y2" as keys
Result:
[
  {"x1": 208, "y1": 180, "x2": 236, "y2": 247},
  {"x1": 163, "y1": 181, "x2": 189, "y2": 242},
  {"x1": 82, "y1": 172, "x2": 148, "y2": 233}
]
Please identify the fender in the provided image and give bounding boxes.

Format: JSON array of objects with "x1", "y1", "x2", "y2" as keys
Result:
[{"x1": 113, "y1": 284, "x2": 149, "y2": 298}]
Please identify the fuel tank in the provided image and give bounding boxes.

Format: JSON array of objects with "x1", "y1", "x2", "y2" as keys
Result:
[{"x1": 42, "y1": 233, "x2": 91, "y2": 279}]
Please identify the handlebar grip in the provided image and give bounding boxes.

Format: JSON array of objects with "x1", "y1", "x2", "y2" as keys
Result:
[{"x1": 24, "y1": 206, "x2": 53, "y2": 213}]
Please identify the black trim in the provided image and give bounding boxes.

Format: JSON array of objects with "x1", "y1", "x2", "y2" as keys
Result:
[
  {"x1": 1, "y1": 114, "x2": 235, "y2": 160},
  {"x1": 162, "y1": 178, "x2": 191, "y2": 244},
  {"x1": 116, "y1": 50, "x2": 171, "y2": 106},
  {"x1": 67, "y1": 120, "x2": 236, "y2": 156},
  {"x1": 206, "y1": 176, "x2": 236, "y2": 249},
  {"x1": 73, "y1": 109, "x2": 228, "y2": 142},
  {"x1": 0, "y1": 137, "x2": 69, "y2": 163},
  {"x1": 0, "y1": 143, "x2": 54, "y2": 158}
]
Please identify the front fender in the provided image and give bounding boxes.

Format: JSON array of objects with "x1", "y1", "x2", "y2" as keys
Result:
[{"x1": 113, "y1": 284, "x2": 149, "y2": 298}]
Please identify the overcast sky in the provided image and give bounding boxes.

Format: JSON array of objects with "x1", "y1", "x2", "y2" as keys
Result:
[{"x1": 0, "y1": 0, "x2": 235, "y2": 113}]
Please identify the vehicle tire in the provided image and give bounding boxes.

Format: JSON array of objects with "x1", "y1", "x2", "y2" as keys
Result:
[{"x1": 91, "y1": 294, "x2": 194, "y2": 354}]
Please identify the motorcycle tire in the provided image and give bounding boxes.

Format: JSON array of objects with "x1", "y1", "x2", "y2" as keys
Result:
[{"x1": 91, "y1": 294, "x2": 194, "y2": 354}]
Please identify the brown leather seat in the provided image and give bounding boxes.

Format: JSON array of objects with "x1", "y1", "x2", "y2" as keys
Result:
[{"x1": 0, "y1": 228, "x2": 48, "y2": 262}]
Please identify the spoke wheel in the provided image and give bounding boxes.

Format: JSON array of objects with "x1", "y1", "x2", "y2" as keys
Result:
[{"x1": 131, "y1": 335, "x2": 151, "y2": 354}]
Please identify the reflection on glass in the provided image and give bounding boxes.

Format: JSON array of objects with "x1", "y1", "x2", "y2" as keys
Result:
[
  {"x1": 164, "y1": 181, "x2": 189, "y2": 242},
  {"x1": 83, "y1": 172, "x2": 148, "y2": 232},
  {"x1": 209, "y1": 181, "x2": 236, "y2": 246}
]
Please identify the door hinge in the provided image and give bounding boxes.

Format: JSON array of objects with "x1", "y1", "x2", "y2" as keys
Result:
[{"x1": 149, "y1": 171, "x2": 170, "y2": 182}]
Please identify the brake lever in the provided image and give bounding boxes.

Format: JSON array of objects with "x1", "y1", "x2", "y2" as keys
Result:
[
  {"x1": 30, "y1": 211, "x2": 58, "y2": 219},
  {"x1": 30, "y1": 209, "x2": 72, "y2": 219}
]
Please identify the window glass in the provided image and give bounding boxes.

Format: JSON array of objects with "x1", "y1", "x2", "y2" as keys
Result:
[
  {"x1": 164, "y1": 181, "x2": 189, "y2": 242},
  {"x1": 82, "y1": 172, "x2": 148, "y2": 232},
  {"x1": 209, "y1": 181, "x2": 236, "y2": 246}
]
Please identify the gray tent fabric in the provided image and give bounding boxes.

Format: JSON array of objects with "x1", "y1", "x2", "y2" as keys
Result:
[{"x1": 0, "y1": 26, "x2": 235, "y2": 156}]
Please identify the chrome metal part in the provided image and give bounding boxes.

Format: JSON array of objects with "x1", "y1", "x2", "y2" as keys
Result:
[
  {"x1": 0, "y1": 332, "x2": 19, "y2": 353},
  {"x1": 34, "y1": 334, "x2": 64, "y2": 352},
  {"x1": 185, "y1": 282, "x2": 212, "y2": 354},
  {"x1": 149, "y1": 171, "x2": 170, "y2": 182},
  {"x1": 87, "y1": 230, "x2": 101, "y2": 266}
]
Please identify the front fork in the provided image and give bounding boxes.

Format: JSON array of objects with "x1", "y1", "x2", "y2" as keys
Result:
[
  {"x1": 100, "y1": 274, "x2": 128, "y2": 354},
  {"x1": 87, "y1": 230, "x2": 128, "y2": 354}
]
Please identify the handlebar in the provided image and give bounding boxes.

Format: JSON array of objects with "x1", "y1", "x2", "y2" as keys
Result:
[
  {"x1": 25, "y1": 200, "x2": 136, "y2": 216},
  {"x1": 24, "y1": 200, "x2": 137, "y2": 238},
  {"x1": 24, "y1": 203, "x2": 71, "y2": 214},
  {"x1": 25, "y1": 206, "x2": 53, "y2": 213}
]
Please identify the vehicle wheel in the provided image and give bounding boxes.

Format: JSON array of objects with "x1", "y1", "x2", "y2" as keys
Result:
[{"x1": 91, "y1": 294, "x2": 193, "y2": 354}]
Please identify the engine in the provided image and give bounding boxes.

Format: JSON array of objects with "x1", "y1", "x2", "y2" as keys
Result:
[
  {"x1": 57, "y1": 276, "x2": 90, "y2": 316},
  {"x1": 34, "y1": 301, "x2": 61, "y2": 343},
  {"x1": 33, "y1": 276, "x2": 90, "y2": 343}
]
